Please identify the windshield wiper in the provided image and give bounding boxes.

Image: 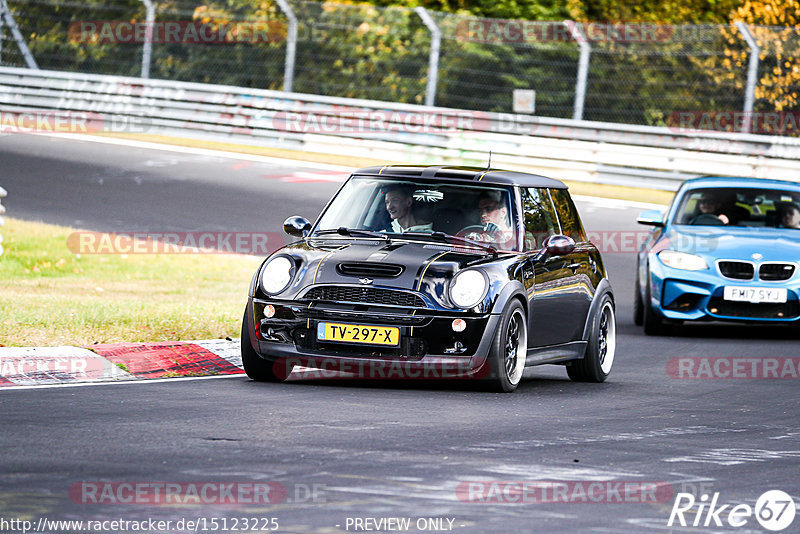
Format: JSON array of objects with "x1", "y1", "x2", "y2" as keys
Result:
[
  {"x1": 314, "y1": 227, "x2": 391, "y2": 242},
  {"x1": 404, "y1": 231, "x2": 497, "y2": 256}
]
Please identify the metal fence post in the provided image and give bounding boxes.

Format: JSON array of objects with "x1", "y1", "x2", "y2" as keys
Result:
[
  {"x1": 415, "y1": 7, "x2": 441, "y2": 107},
  {"x1": 565, "y1": 21, "x2": 590, "y2": 121},
  {"x1": 1, "y1": 0, "x2": 38, "y2": 69},
  {"x1": 0, "y1": 186, "x2": 6, "y2": 257},
  {"x1": 275, "y1": 0, "x2": 297, "y2": 92},
  {"x1": 735, "y1": 21, "x2": 760, "y2": 134},
  {"x1": 1, "y1": 8, "x2": 4, "y2": 65},
  {"x1": 139, "y1": 0, "x2": 154, "y2": 78}
]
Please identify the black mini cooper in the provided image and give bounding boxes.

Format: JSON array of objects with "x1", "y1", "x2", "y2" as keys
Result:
[{"x1": 242, "y1": 165, "x2": 616, "y2": 392}]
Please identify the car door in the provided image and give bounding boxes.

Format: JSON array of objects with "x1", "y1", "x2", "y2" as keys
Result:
[
  {"x1": 521, "y1": 187, "x2": 579, "y2": 347},
  {"x1": 548, "y1": 188, "x2": 596, "y2": 342}
]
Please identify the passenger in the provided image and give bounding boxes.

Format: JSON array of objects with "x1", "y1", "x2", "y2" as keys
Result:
[
  {"x1": 690, "y1": 192, "x2": 730, "y2": 225},
  {"x1": 384, "y1": 185, "x2": 433, "y2": 233},
  {"x1": 779, "y1": 204, "x2": 800, "y2": 229}
]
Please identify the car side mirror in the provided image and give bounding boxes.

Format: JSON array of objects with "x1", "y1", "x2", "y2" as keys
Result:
[
  {"x1": 283, "y1": 216, "x2": 312, "y2": 237},
  {"x1": 543, "y1": 234, "x2": 575, "y2": 256},
  {"x1": 637, "y1": 209, "x2": 664, "y2": 227}
]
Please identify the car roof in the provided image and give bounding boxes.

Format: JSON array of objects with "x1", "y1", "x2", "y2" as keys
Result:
[
  {"x1": 352, "y1": 165, "x2": 568, "y2": 189},
  {"x1": 682, "y1": 176, "x2": 800, "y2": 191}
]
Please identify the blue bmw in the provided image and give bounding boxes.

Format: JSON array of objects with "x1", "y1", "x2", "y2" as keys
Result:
[{"x1": 635, "y1": 176, "x2": 800, "y2": 335}]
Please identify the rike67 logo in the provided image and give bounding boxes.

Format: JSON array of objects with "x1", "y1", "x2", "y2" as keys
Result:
[{"x1": 668, "y1": 490, "x2": 796, "y2": 531}]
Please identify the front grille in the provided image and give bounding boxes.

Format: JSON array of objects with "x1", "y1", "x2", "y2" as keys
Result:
[
  {"x1": 759, "y1": 263, "x2": 796, "y2": 281},
  {"x1": 718, "y1": 261, "x2": 754, "y2": 280},
  {"x1": 707, "y1": 298, "x2": 800, "y2": 319},
  {"x1": 302, "y1": 286, "x2": 426, "y2": 308},
  {"x1": 337, "y1": 262, "x2": 404, "y2": 278}
]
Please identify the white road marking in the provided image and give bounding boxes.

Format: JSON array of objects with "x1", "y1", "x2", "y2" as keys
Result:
[
  {"x1": 30, "y1": 132, "x2": 353, "y2": 171},
  {"x1": 664, "y1": 448, "x2": 800, "y2": 466},
  {"x1": 457, "y1": 426, "x2": 746, "y2": 451},
  {"x1": 26, "y1": 132, "x2": 669, "y2": 209}
]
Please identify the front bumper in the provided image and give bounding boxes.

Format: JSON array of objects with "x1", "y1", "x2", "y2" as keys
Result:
[
  {"x1": 246, "y1": 297, "x2": 502, "y2": 378},
  {"x1": 648, "y1": 257, "x2": 800, "y2": 324}
]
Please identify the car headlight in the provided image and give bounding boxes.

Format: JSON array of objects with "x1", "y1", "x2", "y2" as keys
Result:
[
  {"x1": 260, "y1": 256, "x2": 295, "y2": 294},
  {"x1": 658, "y1": 250, "x2": 708, "y2": 271},
  {"x1": 449, "y1": 270, "x2": 488, "y2": 309}
]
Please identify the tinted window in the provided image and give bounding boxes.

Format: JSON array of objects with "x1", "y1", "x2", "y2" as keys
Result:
[
  {"x1": 549, "y1": 188, "x2": 587, "y2": 242},
  {"x1": 521, "y1": 188, "x2": 557, "y2": 250},
  {"x1": 313, "y1": 177, "x2": 521, "y2": 248},
  {"x1": 674, "y1": 187, "x2": 800, "y2": 228}
]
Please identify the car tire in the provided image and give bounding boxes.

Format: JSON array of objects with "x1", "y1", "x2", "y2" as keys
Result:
[
  {"x1": 484, "y1": 300, "x2": 527, "y2": 393},
  {"x1": 241, "y1": 310, "x2": 291, "y2": 382},
  {"x1": 642, "y1": 272, "x2": 670, "y2": 336},
  {"x1": 567, "y1": 293, "x2": 615, "y2": 382},
  {"x1": 633, "y1": 275, "x2": 644, "y2": 326}
]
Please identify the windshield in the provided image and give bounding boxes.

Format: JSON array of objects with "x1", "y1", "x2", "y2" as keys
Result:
[
  {"x1": 314, "y1": 177, "x2": 520, "y2": 250},
  {"x1": 673, "y1": 187, "x2": 800, "y2": 229}
]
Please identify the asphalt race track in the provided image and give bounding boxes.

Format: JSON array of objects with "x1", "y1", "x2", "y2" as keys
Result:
[{"x1": 1, "y1": 133, "x2": 799, "y2": 533}]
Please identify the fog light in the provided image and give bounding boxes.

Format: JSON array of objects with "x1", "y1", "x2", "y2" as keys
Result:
[
  {"x1": 264, "y1": 305, "x2": 276, "y2": 318},
  {"x1": 452, "y1": 319, "x2": 466, "y2": 332}
]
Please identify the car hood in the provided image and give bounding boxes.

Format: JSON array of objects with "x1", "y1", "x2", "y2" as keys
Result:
[
  {"x1": 657, "y1": 225, "x2": 800, "y2": 261},
  {"x1": 261, "y1": 238, "x2": 510, "y2": 304}
]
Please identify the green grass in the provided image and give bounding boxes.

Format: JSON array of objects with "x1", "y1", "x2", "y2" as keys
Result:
[{"x1": 0, "y1": 218, "x2": 261, "y2": 347}]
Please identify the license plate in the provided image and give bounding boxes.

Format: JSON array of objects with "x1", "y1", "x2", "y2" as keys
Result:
[
  {"x1": 317, "y1": 322, "x2": 400, "y2": 346},
  {"x1": 723, "y1": 286, "x2": 788, "y2": 303}
]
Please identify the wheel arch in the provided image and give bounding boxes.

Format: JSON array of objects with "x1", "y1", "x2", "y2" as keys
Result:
[
  {"x1": 489, "y1": 279, "x2": 528, "y2": 316},
  {"x1": 581, "y1": 278, "x2": 615, "y2": 342}
]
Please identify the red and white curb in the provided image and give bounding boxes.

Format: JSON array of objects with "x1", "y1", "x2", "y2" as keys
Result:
[{"x1": 0, "y1": 339, "x2": 244, "y2": 388}]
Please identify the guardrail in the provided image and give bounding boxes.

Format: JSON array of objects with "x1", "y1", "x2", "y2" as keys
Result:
[
  {"x1": 2, "y1": 66, "x2": 800, "y2": 191},
  {"x1": 0, "y1": 186, "x2": 6, "y2": 256}
]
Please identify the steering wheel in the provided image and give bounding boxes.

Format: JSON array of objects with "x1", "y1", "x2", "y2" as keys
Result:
[
  {"x1": 689, "y1": 213, "x2": 725, "y2": 226},
  {"x1": 457, "y1": 224, "x2": 498, "y2": 242}
]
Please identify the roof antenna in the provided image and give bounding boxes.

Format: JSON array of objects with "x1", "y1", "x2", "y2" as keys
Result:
[{"x1": 487, "y1": 150, "x2": 492, "y2": 170}]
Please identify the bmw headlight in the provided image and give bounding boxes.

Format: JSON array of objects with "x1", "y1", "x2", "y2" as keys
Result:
[
  {"x1": 260, "y1": 256, "x2": 295, "y2": 294},
  {"x1": 449, "y1": 270, "x2": 488, "y2": 309},
  {"x1": 658, "y1": 250, "x2": 708, "y2": 271}
]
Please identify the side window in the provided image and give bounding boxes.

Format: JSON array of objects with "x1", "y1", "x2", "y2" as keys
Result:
[
  {"x1": 520, "y1": 188, "x2": 557, "y2": 250},
  {"x1": 549, "y1": 188, "x2": 587, "y2": 242}
]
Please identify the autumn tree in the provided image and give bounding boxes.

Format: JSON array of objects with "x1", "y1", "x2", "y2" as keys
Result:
[{"x1": 726, "y1": 0, "x2": 800, "y2": 111}]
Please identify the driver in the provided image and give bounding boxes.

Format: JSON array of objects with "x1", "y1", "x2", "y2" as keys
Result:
[
  {"x1": 476, "y1": 190, "x2": 515, "y2": 247},
  {"x1": 384, "y1": 185, "x2": 433, "y2": 233},
  {"x1": 690, "y1": 192, "x2": 730, "y2": 225}
]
